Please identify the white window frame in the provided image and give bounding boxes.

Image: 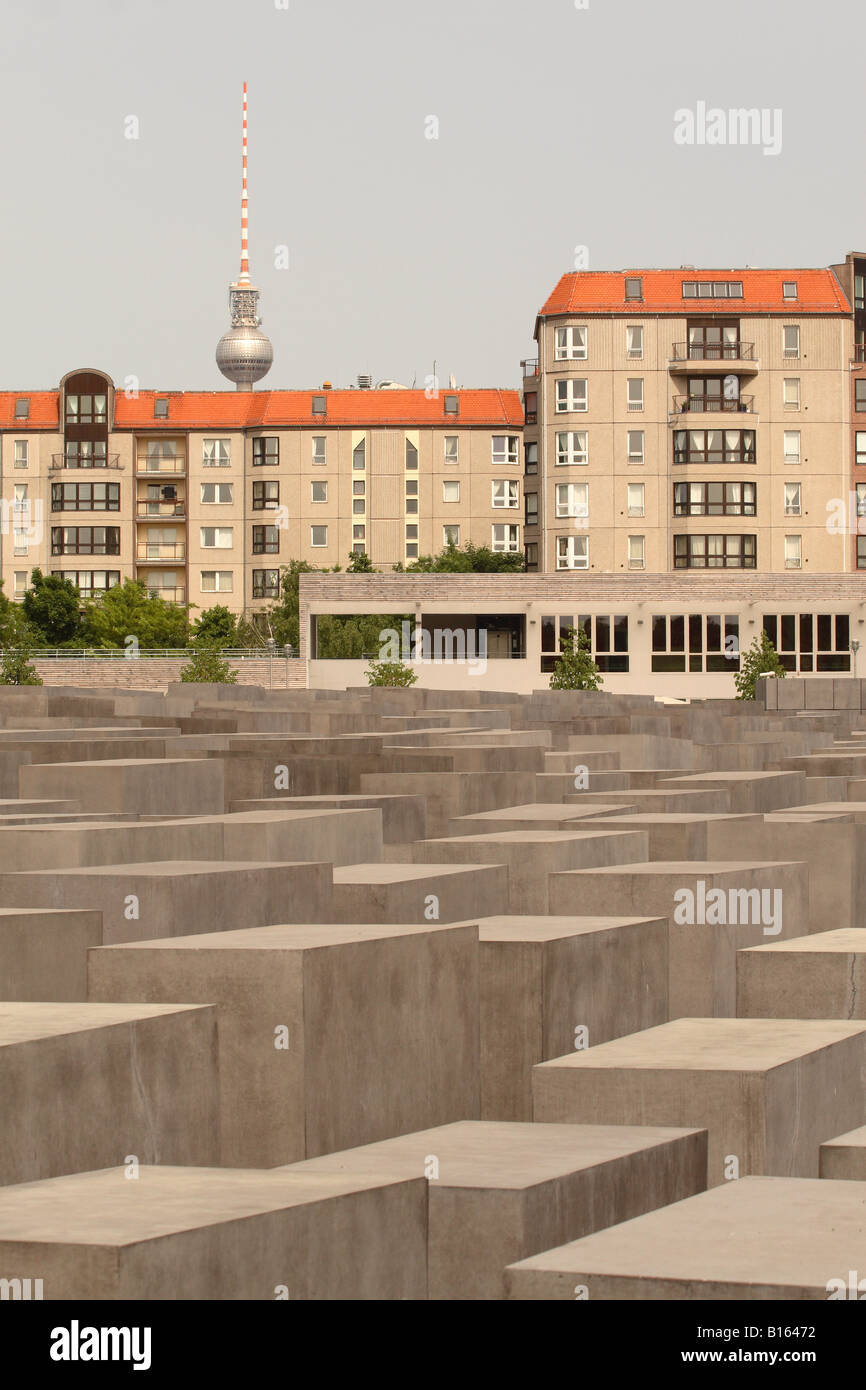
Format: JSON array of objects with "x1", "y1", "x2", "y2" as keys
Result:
[
  {"x1": 491, "y1": 435, "x2": 519, "y2": 465},
  {"x1": 13, "y1": 440, "x2": 28, "y2": 469},
  {"x1": 200, "y1": 571, "x2": 233, "y2": 593},
  {"x1": 784, "y1": 534, "x2": 802, "y2": 568},
  {"x1": 628, "y1": 535, "x2": 645, "y2": 569},
  {"x1": 627, "y1": 430, "x2": 645, "y2": 465},
  {"x1": 444, "y1": 436, "x2": 459, "y2": 465},
  {"x1": 200, "y1": 482, "x2": 233, "y2": 504},
  {"x1": 312, "y1": 436, "x2": 326, "y2": 466},
  {"x1": 311, "y1": 525, "x2": 328, "y2": 547},
  {"x1": 555, "y1": 325, "x2": 587, "y2": 360},
  {"x1": 627, "y1": 483, "x2": 645, "y2": 517},
  {"x1": 784, "y1": 482, "x2": 801, "y2": 516},
  {"x1": 556, "y1": 535, "x2": 589, "y2": 570},
  {"x1": 856, "y1": 483, "x2": 866, "y2": 518},
  {"x1": 627, "y1": 378, "x2": 644, "y2": 411},
  {"x1": 442, "y1": 480, "x2": 460, "y2": 503},
  {"x1": 492, "y1": 479, "x2": 519, "y2": 509},
  {"x1": 199, "y1": 526, "x2": 233, "y2": 549},
  {"x1": 556, "y1": 431, "x2": 587, "y2": 466},
  {"x1": 202, "y1": 438, "x2": 231, "y2": 467},
  {"x1": 783, "y1": 430, "x2": 801, "y2": 465},
  {"x1": 783, "y1": 325, "x2": 800, "y2": 358},
  {"x1": 783, "y1": 377, "x2": 801, "y2": 409},
  {"x1": 555, "y1": 482, "x2": 588, "y2": 519},
  {"x1": 556, "y1": 379, "x2": 588, "y2": 414},
  {"x1": 443, "y1": 525, "x2": 460, "y2": 546},
  {"x1": 626, "y1": 325, "x2": 643, "y2": 358},
  {"x1": 311, "y1": 481, "x2": 328, "y2": 503},
  {"x1": 491, "y1": 523, "x2": 520, "y2": 553}
]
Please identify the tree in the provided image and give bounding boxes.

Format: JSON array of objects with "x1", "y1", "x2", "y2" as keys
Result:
[
  {"x1": 735, "y1": 630, "x2": 787, "y2": 700},
  {"x1": 347, "y1": 550, "x2": 374, "y2": 573},
  {"x1": 407, "y1": 541, "x2": 525, "y2": 574},
  {"x1": 0, "y1": 639, "x2": 42, "y2": 685},
  {"x1": 365, "y1": 659, "x2": 418, "y2": 687},
  {"x1": 549, "y1": 626, "x2": 603, "y2": 691},
  {"x1": 179, "y1": 645, "x2": 238, "y2": 683},
  {"x1": 21, "y1": 569, "x2": 82, "y2": 645},
  {"x1": 265, "y1": 560, "x2": 316, "y2": 649},
  {"x1": 81, "y1": 580, "x2": 189, "y2": 649},
  {"x1": 190, "y1": 605, "x2": 237, "y2": 647}
]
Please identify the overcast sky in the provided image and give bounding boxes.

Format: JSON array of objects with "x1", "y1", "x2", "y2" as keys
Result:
[{"x1": 1, "y1": 0, "x2": 861, "y2": 392}]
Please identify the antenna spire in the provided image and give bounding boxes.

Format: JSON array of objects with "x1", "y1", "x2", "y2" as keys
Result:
[{"x1": 240, "y1": 81, "x2": 250, "y2": 284}]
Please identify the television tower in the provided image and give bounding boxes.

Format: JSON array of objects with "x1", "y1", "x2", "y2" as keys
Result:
[{"x1": 215, "y1": 82, "x2": 274, "y2": 389}]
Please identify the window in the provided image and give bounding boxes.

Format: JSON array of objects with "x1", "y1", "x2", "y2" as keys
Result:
[
  {"x1": 492, "y1": 435, "x2": 519, "y2": 464},
  {"x1": 681, "y1": 281, "x2": 743, "y2": 299},
  {"x1": 310, "y1": 481, "x2": 327, "y2": 503},
  {"x1": 200, "y1": 483, "x2": 233, "y2": 504},
  {"x1": 674, "y1": 429, "x2": 755, "y2": 464},
  {"x1": 857, "y1": 275, "x2": 866, "y2": 312},
  {"x1": 784, "y1": 482, "x2": 801, "y2": 516},
  {"x1": 673, "y1": 534, "x2": 756, "y2": 568},
  {"x1": 785, "y1": 534, "x2": 802, "y2": 568},
  {"x1": 673, "y1": 481, "x2": 756, "y2": 516},
  {"x1": 557, "y1": 535, "x2": 589, "y2": 569},
  {"x1": 525, "y1": 441, "x2": 538, "y2": 475},
  {"x1": 763, "y1": 612, "x2": 850, "y2": 672},
  {"x1": 405, "y1": 439, "x2": 418, "y2": 470},
  {"x1": 203, "y1": 439, "x2": 231, "y2": 467},
  {"x1": 859, "y1": 538, "x2": 866, "y2": 570},
  {"x1": 783, "y1": 281, "x2": 798, "y2": 299},
  {"x1": 14, "y1": 398, "x2": 29, "y2": 419},
  {"x1": 443, "y1": 480, "x2": 460, "y2": 503},
  {"x1": 252, "y1": 437, "x2": 279, "y2": 466},
  {"x1": 627, "y1": 483, "x2": 645, "y2": 517},
  {"x1": 353, "y1": 480, "x2": 366, "y2": 496},
  {"x1": 311, "y1": 525, "x2": 328, "y2": 546},
  {"x1": 783, "y1": 325, "x2": 800, "y2": 358},
  {"x1": 200, "y1": 527, "x2": 233, "y2": 548},
  {"x1": 13, "y1": 571, "x2": 27, "y2": 595},
  {"x1": 857, "y1": 483, "x2": 866, "y2": 518},
  {"x1": 444, "y1": 436, "x2": 458, "y2": 465},
  {"x1": 353, "y1": 439, "x2": 366, "y2": 470},
  {"x1": 857, "y1": 433, "x2": 866, "y2": 467},
  {"x1": 555, "y1": 326, "x2": 587, "y2": 360},
  {"x1": 353, "y1": 498, "x2": 366, "y2": 515},
  {"x1": 405, "y1": 476, "x2": 418, "y2": 513},
  {"x1": 492, "y1": 480, "x2": 519, "y2": 509},
  {"x1": 626, "y1": 325, "x2": 643, "y2": 358},
  {"x1": 627, "y1": 378, "x2": 644, "y2": 411},
  {"x1": 252, "y1": 525, "x2": 279, "y2": 554},
  {"x1": 491, "y1": 524, "x2": 520, "y2": 552},
  {"x1": 443, "y1": 525, "x2": 460, "y2": 546},
  {"x1": 783, "y1": 378, "x2": 800, "y2": 409},
  {"x1": 556, "y1": 379, "x2": 587, "y2": 413},
  {"x1": 312, "y1": 395, "x2": 327, "y2": 416},
  {"x1": 51, "y1": 570, "x2": 119, "y2": 599},
  {"x1": 628, "y1": 535, "x2": 645, "y2": 569},
  {"x1": 51, "y1": 527, "x2": 120, "y2": 556},
  {"x1": 557, "y1": 431, "x2": 588, "y2": 466},
  {"x1": 404, "y1": 479, "x2": 417, "y2": 497},
  {"x1": 625, "y1": 277, "x2": 643, "y2": 301},
  {"x1": 405, "y1": 524, "x2": 418, "y2": 540},
  {"x1": 14, "y1": 440, "x2": 28, "y2": 468},
  {"x1": 406, "y1": 543, "x2": 419, "y2": 559},
  {"x1": 154, "y1": 398, "x2": 169, "y2": 418},
  {"x1": 856, "y1": 381, "x2": 866, "y2": 412},
  {"x1": 627, "y1": 430, "x2": 645, "y2": 465},
  {"x1": 784, "y1": 431, "x2": 801, "y2": 465},
  {"x1": 51, "y1": 482, "x2": 120, "y2": 512},
  {"x1": 65, "y1": 394, "x2": 106, "y2": 424},
  {"x1": 556, "y1": 482, "x2": 588, "y2": 519},
  {"x1": 312, "y1": 436, "x2": 326, "y2": 465},
  {"x1": 444, "y1": 394, "x2": 459, "y2": 416},
  {"x1": 524, "y1": 542, "x2": 538, "y2": 570},
  {"x1": 200, "y1": 571, "x2": 233, "y2": 592},
  {"x1": 353, "y1": 525, "x2": 365, "y2": 541},
  {"x1": 253, "y1": 481, "x2": 280, "y2": 509},
  {"x1": 253, "y1": 569, "x2": 280, "y2": 598},
  {"x1": 652, "y1": 613, "x2": 740, "y2": 673},
  {"x1": 524, "y1": 391, "x2": 537, "y2": 425},
  {"x1": 524, "y1": 493, "x2": 538, "y2": 527},
  {"x1": 66, "y1": 441, "x2": 108, "y2": 468}
]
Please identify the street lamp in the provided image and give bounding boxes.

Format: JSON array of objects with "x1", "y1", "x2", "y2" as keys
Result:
[{"x1": 851, "y1": 639, "x2": 860, "y2": 677}]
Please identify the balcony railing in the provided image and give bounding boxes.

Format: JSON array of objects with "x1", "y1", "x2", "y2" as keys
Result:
[
  {"x1": 145, "y1": 587, "x2": 186, "y2": 603},
  {"x1": 51, "y1": 454, "x2": 121, "y2": 470},
  {"x1": 672, "y1": 395, "x2": 755, "y2": 415},
  {"x1": 136, "y1": 456, "x2": 187, "y2": 474},
  {"x1": 136, "y1": 500, "x2": 186, "y2": 517},
  {"x1": 671, "y1": 342, "x2": 755, "y2": 361},
  {"x1": 855, "y1": 344, "x2": 866, "y2": 362},
  {"x1": 137, "y1": 543, "x2": 186, "y2": 561},
  {"x1": 521, "y1": 358, "x2": 539, "y2": 377}
]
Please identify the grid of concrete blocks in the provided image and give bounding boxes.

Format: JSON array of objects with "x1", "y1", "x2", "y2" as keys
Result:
[{"x1": 3, "y1": 677, "x2": 866, "y2": 1300}]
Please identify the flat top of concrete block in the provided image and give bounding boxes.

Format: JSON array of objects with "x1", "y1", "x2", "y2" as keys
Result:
[
  {"x1": 534, "y1": 1017, "x2": 866, "y2": 1073},
  {"x1": 0, "y1": 1165, "x2": 420, "y2": 1244},
  {"x1": 506, "y1": 1177, "x2": 866, "y2": 1286},
  {"x1": 764, "y1": 813, "x2": 854, "y2": 823},
  {"x1": 424, "y1": 828, "x2": 642, "y2": 847},
  {"x1": 25, "y1": 758, "x2": 213, "y2": 770},
  {"x1": 285, "y1": 1120, "x2": 704, "y2": 1191},
  {"x1": 556, "y1": 859, "x2": 802, "y2": 877},
  {"x1": 454, "y1": 804, "x2": 628, "y2": 821},
  {"x1": 0, "y1": 1002, "x2": 213, "y2": 1046},
  {"x1": 333, "y1": 862, "x2": 501, "y2": 884},
  {"x1": 238, "y1": 794, "x2": 417, "y2": 805},
  {"x1": 93, "y1": 921, "x2": 475, "y2": 954},
  {"x1": 474, "y1": 914, "x2": 665, "y2": 943},
  {"x1": 576, "y1": 813, "x2": 761, "y2": 826},
  {"x1": 740, "y1": 928, "x2": 866, "y2": 956},
  {"x1": 785, "y1": 802, "x2": 866, "y2": 814},
  {"x1": 0, "y1": 907, "x2": 101, "y2": 920},
  {"x1": 663, "y1": 771, "x2": 800, "y2": 784},
  {"x1": 821, "y1": 1125, "x2": 866, "y2": 1150},
  {"x1": 3, "y1": 860, "x2": 310, "y2": 879}
]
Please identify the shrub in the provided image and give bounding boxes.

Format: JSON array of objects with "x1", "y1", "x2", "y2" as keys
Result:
[
  {"x1": 364, "y1": 659, "x2": 418, "y2": 687},
  {"x1": 548, "y1": 627, "x2": 603, "y2": 691}
]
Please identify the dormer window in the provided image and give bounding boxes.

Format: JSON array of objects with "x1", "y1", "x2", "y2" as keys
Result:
[
  {"x1": 154, "y1": 397, "x2": 169, "y2": 418},
  {"x1": 312, "y1": 395, "x2": 327, "y2": 416},
  {"x1": 783, "y1": 281, "x2": 798, "y2": 300},
  {"x1": 624, "y1": 277, "x2": 643, "y2": 301},
  {"x1": 444, "y1": 394, "x2": 459, "y2": 415},
  {"x1": 14, "y1": 398, "x2": 29, "y2": 418}
]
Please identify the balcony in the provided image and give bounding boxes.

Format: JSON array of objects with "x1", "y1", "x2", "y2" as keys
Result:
[
  {"x1": 145, "y1": 587, "x2": 186, "y2": 603},
  {"x1": 135, "y1": 455, "x2": 187, "y2": 476},
  {"x1": 51, "y1": 454, "x2": 121, "y2": 470},
  {"x1": 137, "y1": 543, "x2": 186, "y2": 562},
  {"x1": 671, "y1": 394, "x2": 755, "y2": 417},
  {"x1": 521, "y1": 357, "x2": 539, "y2": 378},
  {"x1": 137, "y1": 500, "x2": 186, "y2": 517},
  {"x1": 669, "y1": 342, "x2": 758, "y2": 375}
]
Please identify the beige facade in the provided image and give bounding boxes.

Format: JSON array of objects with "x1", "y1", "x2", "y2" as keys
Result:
[{"x1": 523, "y1": 265, "x2": 857, "y2": 576}]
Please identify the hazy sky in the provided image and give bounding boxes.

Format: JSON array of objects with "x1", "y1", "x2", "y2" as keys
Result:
[{"x1": 1, "y1": 0, "x2": 862, "y2": 392}]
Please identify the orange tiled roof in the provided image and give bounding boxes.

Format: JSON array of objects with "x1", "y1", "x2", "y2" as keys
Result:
[
  {"x1": 0, "y1": 387, "x2": 523, "y2": 431},
  {"x1": 539, "y1": 269, "x2": 852, "y2": 318}
]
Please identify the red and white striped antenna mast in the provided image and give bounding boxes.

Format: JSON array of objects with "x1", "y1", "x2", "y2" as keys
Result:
[{"x1": 239, "y1": 80, "x2": 250, "y2": 285}]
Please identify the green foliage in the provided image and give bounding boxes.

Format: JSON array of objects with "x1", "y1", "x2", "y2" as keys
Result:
[
  {"x1": 365, "y1": 659, "x2": 418, "y2": 687},
  {"x1": 0, "y1": 641, "x2": 42, "y2": 685},
  {"x1": 265, "y1": 560, "x2": 316, "y2": 648},
  {"x1": 735, "y1": 630, "x2": 787, "y2": 700},
  {"x1": 316, "y1": 614, "x2": 400, "y2": 659},
  {"x1": 549, "y1": 627, "x2": 603, "y2": 691},
  {"x1": 347, "y1": 550, "x2": 374, "y2": 573},
  {"x1": 407, "y1": 541, "x2": 525, "y2": 574},
  {"x1": 178, "y1": 644, "x2": 238, "y2": 684},
  {"x1": 190, "y1": 605, "x2": 238, "y2": 647},
  {"x1": 21, "y1": 569, "x2": 82, "y2": 645},
  {"x1": 81, "y1": 580, "x2": 189, "y2": 649}
]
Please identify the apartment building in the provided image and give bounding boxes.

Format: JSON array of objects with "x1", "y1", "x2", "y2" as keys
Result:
[
  {"x1": 0, "y1": 369, "x2": 523, "y2": 616},
  {"x1": 522, "y1": 263, "x2": 858, "y2": 576}
]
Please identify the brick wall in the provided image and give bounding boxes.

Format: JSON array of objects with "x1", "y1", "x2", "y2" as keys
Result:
[{"x1": 30, "y1": 658, "x2": 306, "y2": 691}]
